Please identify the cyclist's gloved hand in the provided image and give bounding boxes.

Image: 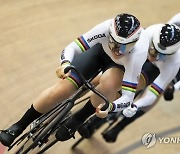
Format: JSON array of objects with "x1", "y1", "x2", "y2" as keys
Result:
[
  {"x1": 122, "y1": 104, "x2": 137, "y2": 118},
  {"x1": 163, "y1": 83, "x2": 175, "y2": 101},
  {"x1": 56, "y1": 61, "x2": 71, "y2": 79}
]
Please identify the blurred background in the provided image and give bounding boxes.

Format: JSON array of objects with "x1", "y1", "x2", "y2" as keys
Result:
[{"x1": 0, "y1": 0, "x2": 179, "y2": 153}]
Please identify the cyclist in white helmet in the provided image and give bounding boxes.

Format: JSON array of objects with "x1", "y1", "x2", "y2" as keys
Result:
[
  {"x1": 95, "y1": 23, "x2": 180, "y2": 115},
  {"x1": 0, "y1": 13, "x2": 149, "y2": 146},
  {"x1": 123, "y1": 23, "x2": 180, "y2": 116},
  {"x1": 101, "y1": 18, "x2": 180, "y2": 142},
  {"x1": 77, "y1": 14, "x2": 180, "y2": 142},
  {"x1": 163, "y1": 12, "x2": 180, "y2": 100},
  {"x1": 55, "y1": 13, "x2": 149, "y2": 141}
]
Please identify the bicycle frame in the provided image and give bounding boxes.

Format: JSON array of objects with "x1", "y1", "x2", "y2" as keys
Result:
[{"x1": 9, "y1": 66, "x2": 109, "y2": 154}]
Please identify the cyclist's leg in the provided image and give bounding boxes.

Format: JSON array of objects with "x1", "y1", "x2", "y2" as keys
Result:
[
  {"x1": 55, "y1": 45, "x2": 125, "y2": 141},
  {"x1": 0, "y1": 44, "x2": 103, "y2": 147},
  {"x1": 33, "y1": 79, "x2": 77, "y2": 113},
  {"x1": 0, "y1": 76, "x2": 78, "y2": 146},
  {"x1": 78, "y1": 115, "x2": 107, "y2": 138},
  {"x1": 77, "y1": 67, "x2": 124, "y2": 138},
  {"x1": 76, "y1": 71, "x2": 146, "y2": 140},
  {"x1": 73, "y1": 66, "x2": 124, "y2": 122},
  {"x1": 102, "y1": 110, "x2": 145, "y2": 143},
  {"x1": 56, "y1": 67, "x2": 124, "y2": 141},
  {"x1": 90, "y1": 67, "x2": 123, "y2": 108}
]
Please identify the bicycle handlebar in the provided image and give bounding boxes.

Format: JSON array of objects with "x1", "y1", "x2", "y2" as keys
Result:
[{"x1": 64, "y1": 65, "x2": 109, "y2": 111}]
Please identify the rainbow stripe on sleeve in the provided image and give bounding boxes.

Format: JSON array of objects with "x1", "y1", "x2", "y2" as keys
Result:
[
  {"x1": 149, "y1": 83, "x2": 163, "y2": 97},
  {"x1": 122, "y1": 81, "x2": 137, "y2": 93},
  {"x1": 74, "y1": 36, "x2": 90, "y2": 52}
]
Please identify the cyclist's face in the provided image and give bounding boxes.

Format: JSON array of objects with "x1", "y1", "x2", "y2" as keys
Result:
[
  {"x1": 148, "y1": 44, "x2": 167, "y2": 62},
  {"x1": 108, "y1": 34, "x2": 136, "y2": 58}
]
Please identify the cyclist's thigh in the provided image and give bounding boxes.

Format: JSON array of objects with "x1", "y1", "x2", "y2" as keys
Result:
[
  {"x1": 97, "y1": 52, "x2": 126, "y2": 91},
  {"x1": 99, "y1": 67, "x2": 124, "y2": 91},
  {"x1": 55, "y1": 79, "x2": 78, "y2": 96}
]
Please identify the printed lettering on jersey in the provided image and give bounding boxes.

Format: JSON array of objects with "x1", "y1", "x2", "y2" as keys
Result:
[{"x1": 87, "y1": 33, "x2": 106, "y2": 43}]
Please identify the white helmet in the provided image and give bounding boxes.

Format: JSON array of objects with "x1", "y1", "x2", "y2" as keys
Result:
[
  {"x1": 109, "y1": 13, "x2": 142, "y2": 44},
  {"x1": 152, "y1": 24, "x2": 180, "y2": 55}
]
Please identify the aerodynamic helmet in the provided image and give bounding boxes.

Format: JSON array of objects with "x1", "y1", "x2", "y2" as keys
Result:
[
  {"x1": 109, "y1": 13, "x2": 141, "y2": 44},
  {"x1": 109, "y1": 13, "x2": 142, "y2": 55},
  {"x1": 152, "y1": 24, "x2": 180, "y2": 55}
]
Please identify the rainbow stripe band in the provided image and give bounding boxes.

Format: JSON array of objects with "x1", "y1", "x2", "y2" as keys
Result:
[
  {"x1": 65, "y1": 71, "x2": 83, "y2": 89},
  {"x1": 74, "y1": 36, "x2": 90, "y2": 52},
  {"x1": 66, "y1": 77, "x2": 79, "y2": 89},
  {"x1": 149, "y1": 83, "x2": 163, "y2": 97},
  {"x1": 122, "y1": 81, "x2": 137, "y2": 93}
]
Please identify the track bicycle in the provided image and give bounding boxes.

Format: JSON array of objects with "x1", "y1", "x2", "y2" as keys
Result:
[{"x1": 7, "y1": 65, "x2": 109, "y2": 154}]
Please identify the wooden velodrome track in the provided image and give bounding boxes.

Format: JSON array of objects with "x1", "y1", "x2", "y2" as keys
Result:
[{"x1": 0, "y1": 0, "x2": 180, "y2": 154}]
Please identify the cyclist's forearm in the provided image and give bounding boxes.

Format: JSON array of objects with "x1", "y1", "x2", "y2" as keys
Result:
[{"x1": 134, "y1": 90, "x2": 157, "y2": 109}]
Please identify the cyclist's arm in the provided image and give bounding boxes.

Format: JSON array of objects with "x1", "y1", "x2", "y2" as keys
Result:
[
  {"x1": 112, "y1": 31, "x2": 149, "y2": 112},
  {"x1": 135, "y1": 60, "x2": 180, "y2": 109},
  {"x1": 60, "y1": 19, "x2": 111, "y2": 65}
]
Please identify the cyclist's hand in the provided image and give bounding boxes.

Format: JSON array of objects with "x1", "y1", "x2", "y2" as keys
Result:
[
  {"x1": 163, "y1": 83, "x2": 175, "y2": 101},
  {"x1": 95, "y1": 103, "x2": 108, "y2": 118},
  {"x1": 56, "y1": 62, "x2": 71, "y2": 79},
  {"x1": 122, "y1": 104, "x2": 137, "y2": 117}
]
